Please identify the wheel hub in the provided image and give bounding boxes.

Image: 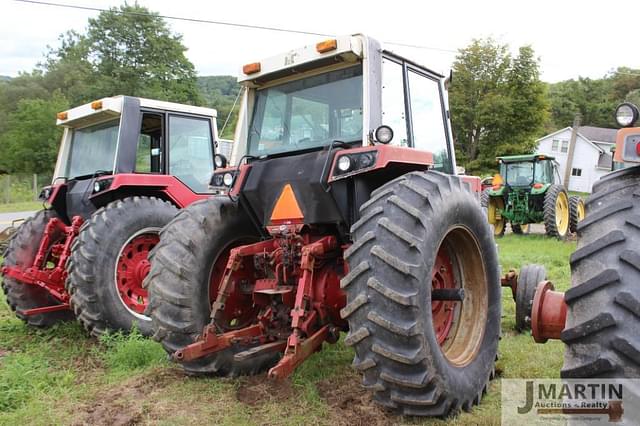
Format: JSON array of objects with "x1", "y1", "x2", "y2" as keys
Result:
[
  {"x1": 431, "y1": 249, "x2": 456, "y2": 345},
  {"x1": 115, "y1": 233, "x2": 159, "y2": 315}
]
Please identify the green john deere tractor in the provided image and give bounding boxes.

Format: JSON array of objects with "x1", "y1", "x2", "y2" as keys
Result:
[{"x1": 481, "y1": 154, "x2": 584, "y2": 238}]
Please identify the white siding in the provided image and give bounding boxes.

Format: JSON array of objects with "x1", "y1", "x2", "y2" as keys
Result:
[{"x1": 536, "y1": 128, "x2": 610, "y2": 193}]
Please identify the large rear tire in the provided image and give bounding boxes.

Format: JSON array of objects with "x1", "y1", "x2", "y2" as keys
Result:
[
  {"x1": 562, "y1": 166, "x2": 640, "y2": 378},
  {"x1": 1, "y1": 210, "x2": 74, "y2": 326},
  {"x1": 543, "y1": 185, "x2": 570, "y2": 239},
  {"x1": 145, "y1": 197, "x2": 279, "y2": 376},
  {"x1": 342, "y1": 171, "x2": 501, "y2": 416},
  {"x1": 66, "y1": 196, "x2": 177, "y2": 337}
]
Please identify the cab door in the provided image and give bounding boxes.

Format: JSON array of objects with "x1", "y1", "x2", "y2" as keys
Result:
[{"x1": 167, "y1": 114, "x2": 215, "y2": 193}]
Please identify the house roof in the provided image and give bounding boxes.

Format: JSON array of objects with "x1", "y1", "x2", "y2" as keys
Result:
[
  {"x1": 537, "y1": 126, "x2": 617, "y2": 154},
  {"x1": 577, "y1": 126, "x2": 617, "y2": 144}
]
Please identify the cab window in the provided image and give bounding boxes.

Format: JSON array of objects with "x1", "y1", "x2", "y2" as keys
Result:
[
  {"x1": 135, "y1": 113, "x2": 163, "y2": 173},
  {"x1": 168, "y1": 115, "x2": 214, "y2": 193},
  {"x1": 407, "y1": 70, "x2": 451, "y2": 173},
  {"x1": 381, "y1": 58, "x2": 409, "y2": 147}
]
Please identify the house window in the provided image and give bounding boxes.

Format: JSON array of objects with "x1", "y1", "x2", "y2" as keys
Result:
[
  {"x1": 552, "y1": 139, "x2": 559, "y2": 152},
  {"x1": 561, "y1": 140, "x2": 569, "y2": 153},
  {"x1": 571, "y1": 168, "x2": 582, "y2": 177}
]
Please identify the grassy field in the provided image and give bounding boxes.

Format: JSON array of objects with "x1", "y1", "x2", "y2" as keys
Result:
[
  {"x1": 0, "y1": 201, "x2": 42, "y2": 214},
  {"x1": 0, "y1": 234, "x2": 575, "y2": 426}
]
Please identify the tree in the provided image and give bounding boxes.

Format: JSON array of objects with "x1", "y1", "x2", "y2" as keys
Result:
[
  {"x1": 449, "y1": 39, "x2": 548, "y2": 173},
  {"x1": 0, "y1": 3, "x2": 203, "y2": 175},
  {"x1": 44, "y1": 3, "x2": 201, "y2": 105},
  {"x1": 0, "y1": 94, "x2": 69, "y2": 173}
]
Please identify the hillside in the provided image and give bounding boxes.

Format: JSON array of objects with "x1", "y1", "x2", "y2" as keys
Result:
[{"x1": 197, "y1": 75, "x2": 240, "y2": 138}]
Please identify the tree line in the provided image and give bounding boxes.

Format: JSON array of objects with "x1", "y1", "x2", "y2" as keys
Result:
[{"x1": 0, "y1": 3, "x2": 638, "y2": 176}]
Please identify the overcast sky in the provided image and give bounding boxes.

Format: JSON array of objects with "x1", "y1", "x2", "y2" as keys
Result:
[{"x1": 1, "y1": 0, "x2": 638, "y2": 83}]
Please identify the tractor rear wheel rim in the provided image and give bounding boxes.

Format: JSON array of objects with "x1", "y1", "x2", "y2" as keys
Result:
[
  {"x1": 208, "y1": 240, "x2": 258, "y2": 331},
  {"x1": 115, "y1": 228, "x2": 160, "y2": 319},
  {"x1": 555, "y1": 192, "x2": 569, "y2": 235},
  {"x1": 431, "y1": 226, "x2": 488, "y2": 367}
]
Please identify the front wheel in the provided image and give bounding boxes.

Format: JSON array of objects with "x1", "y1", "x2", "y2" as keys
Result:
[
  {"x1": 569, "y1": 195, "x2": 585, "y2": 234},
  {"x1": 342, "y1": 171, "x2": 501, "y2": 416},
  {"x1": 66, "y1": 196, "x2": 178, "y2": 337},
  {"x1": 543, "y1": 185, "x2": 570, "y2": 239}
]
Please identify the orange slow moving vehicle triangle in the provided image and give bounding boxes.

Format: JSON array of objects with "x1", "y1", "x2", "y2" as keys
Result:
[{"x1": 270, "y1": 183, "x2": 304, "y2": 223}]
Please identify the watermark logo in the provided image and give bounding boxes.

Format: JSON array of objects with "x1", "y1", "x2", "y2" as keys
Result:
[{"x1": 502, "y1": 379, "x2": 640, "y2": 425}]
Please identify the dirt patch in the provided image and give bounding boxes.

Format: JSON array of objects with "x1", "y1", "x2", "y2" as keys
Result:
[
  {"x1": 235, "y1": 374, "x2": 294, "y2": 406},
  {"x1": 316, "y1": 371, "x2": 394, "y2": 426},
  {"x1": 73, "y1": 368, "x2": 185, "y2": 426}
]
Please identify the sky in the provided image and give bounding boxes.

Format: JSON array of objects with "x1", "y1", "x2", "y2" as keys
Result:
[{"x1": 1, "y1": 0, "x2": 638, "y2": 83}]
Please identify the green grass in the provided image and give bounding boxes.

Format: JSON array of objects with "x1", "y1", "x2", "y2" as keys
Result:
[
  {"x1": 0, "y1": 233, "x2": 576, "y2": 425},
  {"x1": 0, "y1": 201, "x2": 43, "y2": 213}
]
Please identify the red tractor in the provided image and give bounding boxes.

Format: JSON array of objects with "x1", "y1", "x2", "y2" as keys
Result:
[
  {"x1": 529, "y1": 102, "x2": 640, "y2": 378},
  {"x1": 145, "y1": 35, "x2": 501, "y2": 416},
  {"x1": 1, "y1": 96, "x2": 225, "y2": 337}
]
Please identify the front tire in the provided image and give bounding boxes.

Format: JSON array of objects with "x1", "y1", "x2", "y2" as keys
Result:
[
  {"x1": 562, "y1": 167, "x2": 640, "y2": 378},
  {"x1": 543, "y1": 185, "x2": 570, "y2": 239},
  {"x1": 569, "y1": 195, "x2": 585, "y2": 234},
  {"x1": 1, "y1": 210, "x2": 74, "y2": 326},
  {"x1": 66, "y1": 196, "x2": 177, "y2": 337},
  {"x1": 342, "y1": 171, "x2": 500, "y2": 416}
]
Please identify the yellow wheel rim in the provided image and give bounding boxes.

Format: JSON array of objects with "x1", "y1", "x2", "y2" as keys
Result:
[
  {"x1": 555, "y1": 191, "x2": 570, "y2": 236},
  {"x1": 522, "y1": 224, "x2": 530, "y2": 233},
  {"x1": 577, "y1": 199, "x2": 585, "y2": 222},
  {"x1": 494, "y1": 219, "x2": 505, "y2": 236}
]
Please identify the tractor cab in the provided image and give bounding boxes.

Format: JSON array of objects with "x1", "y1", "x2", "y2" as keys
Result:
[
  {"x1": 211, "y1": 34, "x2": 457, "y2": 236},
  {"x1": 48, "y1": 96, "x2": 221, "y2": 220},
  {"x1": 494, "y1": 154, "x2": 558, "y2": 191}
]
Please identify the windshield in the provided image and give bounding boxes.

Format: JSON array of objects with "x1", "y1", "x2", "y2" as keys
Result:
[
  {"x1": 502, "y1": 161, "x2": 534, "y2": 186},
  {"x1": 65, "y1": 119, "x2": 119, "y2": 179},
  {"x1": 248, "y1": 65, "x2": 363, "y2": 157}
]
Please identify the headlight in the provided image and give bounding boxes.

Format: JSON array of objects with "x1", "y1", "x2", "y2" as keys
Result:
[
  {"x1": 92, "y1": 179, "x2": 112, "y2": 194},
  {"x1": 213, "y1": 174, "x2": 224, "y2": 187},
  {"x1": 616, "y1": 102, "x2": 639, "y2": 128},
  {"x1": 214, "y1": 154, "x2": 228, "y2": 169},
  {"x1": 223, "y1": 172, "x2": 234, "y2": 186},
  {"x1": 337, "y1": 156, "x2": 352, "y2": 172},
  {"x1": 333, "y1": 151, "x2": 378, "y2": 179},
  {"x1": 373, "y1": 125, "x2": 394, "y2": 144},
  {"x1": 94, "y1": 182, "x2": 101, "y2": 193}
]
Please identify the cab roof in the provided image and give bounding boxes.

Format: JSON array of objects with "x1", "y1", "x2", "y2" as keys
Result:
[
  {"x1": 497, "y1": 154, "x2": 555, "y2": 163},
  {"x1": 56, "y1": 96, "x2": 217, "y2": 128}
]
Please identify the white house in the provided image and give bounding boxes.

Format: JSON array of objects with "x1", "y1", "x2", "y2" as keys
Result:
[{"x1": 536, "y1": 126, "x2": 616, "y2": 193}]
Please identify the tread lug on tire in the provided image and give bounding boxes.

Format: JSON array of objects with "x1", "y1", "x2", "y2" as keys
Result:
[{"x1": 342, "y1": 170, "x2": 501, "y2": 416}]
